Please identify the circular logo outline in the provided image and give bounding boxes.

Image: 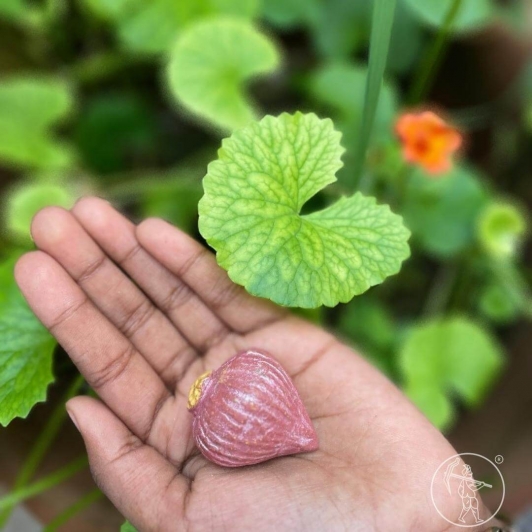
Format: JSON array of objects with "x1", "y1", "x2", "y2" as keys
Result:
[{"x1": 430, "y1": 452, "x2": 505, "y2": 528}]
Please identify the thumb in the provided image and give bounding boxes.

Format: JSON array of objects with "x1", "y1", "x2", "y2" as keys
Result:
[{"x1": 66, "y1": 396, "x2": 189, "y2": 531}]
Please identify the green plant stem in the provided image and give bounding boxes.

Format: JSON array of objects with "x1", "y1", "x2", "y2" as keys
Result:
[
  {"x1": 43, "y1": 489, "x2": 103, "y2": 531},
  {"x1": 352, "y1": 0, "x2": 397, "y2": 190},
  {"x1": 407, "y1": 0, "x2": 463, "y2": 104},
  {"x1": 0, "y1": 374, "x2": 85, "y2": 528},
  {"x1": 423, "y1": 262, "x2": 459, "y2": 317},
  {"x1": 0, "y1": 456, "x2": 89, "y2": 512}
]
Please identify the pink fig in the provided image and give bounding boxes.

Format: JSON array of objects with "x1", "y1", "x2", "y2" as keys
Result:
[{"x1": 187, "y1": 349, "x2": 318, "y2": 467}]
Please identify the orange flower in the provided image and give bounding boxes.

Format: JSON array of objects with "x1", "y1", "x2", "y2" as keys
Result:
[{"x1": 395, "y1": 111, "x2": 462, "y2": 175}]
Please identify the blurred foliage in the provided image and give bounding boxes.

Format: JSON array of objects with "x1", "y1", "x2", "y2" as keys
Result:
[
  {"x1": 402, "y1": 0, "x2": 494, "y2": 32},
  {"x1": 477, "y1": 201, "x2": 527, "y2": 260},
  {"x1": 399, "y1": 316, "x2": 504, "y2": 430},
  {"x1": 0, "y1": 0, "x2": 531, "y2": 524},
  {"x1": 0, "y1": 77, "x2": 75, "y2": 170},
  {"x1": 402, "y1": 164, "x2": 489, "y2": 258},
  {"x1": 167, "y1": 17, "x2": 280, "y2": 131}
]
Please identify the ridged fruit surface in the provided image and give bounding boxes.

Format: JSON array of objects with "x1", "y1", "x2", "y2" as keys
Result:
[{"x1": 187, "y1": 349, "x2": 318, "y2": 467}]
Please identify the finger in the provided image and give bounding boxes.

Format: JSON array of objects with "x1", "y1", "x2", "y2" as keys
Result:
[
  {"x1": 31, "y1": 206, "x2": 196, "y2": 388},
  {"x1": 72, "y1": 197, "x2": 231, "y2": 354},
  {"x1": 66, "y1": 396, "x2": 188, "y2": 531},
  {"x1": 136, "y1": 218, "x2": 286, "y2": 333},
  {"x1": 15, "y1": 251, "x2": 175, "y2": 446}
]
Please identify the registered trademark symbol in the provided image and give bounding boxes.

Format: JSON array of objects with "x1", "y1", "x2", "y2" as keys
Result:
[{"x1": 495, "y1": 455, "x2": 504, "y2": 464}]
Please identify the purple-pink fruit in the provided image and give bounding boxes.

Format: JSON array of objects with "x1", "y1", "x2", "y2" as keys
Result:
[{"x1": 187, "y1": 349, "x2": 318, "y2": 467}]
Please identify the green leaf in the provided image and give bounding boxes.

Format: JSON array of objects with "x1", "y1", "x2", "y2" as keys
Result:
[
  {"x1": 141, "y1": 178, "x2": 203, "y2": 234},
  {"x1": 83, "y1": 0, "x2": 260, "y2": 54},
  {"x1": 308, "y1": 0, "x2": 423, "y2": 75},
  {"x1": 402, "y1": 0, "x2": 493, "y2": 33},
  {"x1": 309, "y1": 62, "x2": 397, "y2": 141},
  {"x1": 478, "y1": 283, "x2": 519, "y2": 324},
  {"x1": 0, "y1": 77, "x2": 75, "y2": 170},
  {"x1": 4, "y1": 181, "x2": 76, "y2": 244},
  {"x1": 261, "y1": 0, "x2": 320, "y2": 29},
  {"x1": 121, "y1": 521, "x2": 138, "y2": 532},
  {"x1": 404, "y1": 383, "x2": 454, "y2": 430},
  {"x1": 399, "y1": 316, "x2": 504, "y2": 429},
  {"x1": 199, "y1": 112, "x2": 411, "y2": 308},
  {"x1": 386, "y1": 0, "x2": 425, "y2": 75},
  {"x1": 0, "y1": 254, "x2": 56, "y2": 426},
  {"x1": 477, "y1": 201, "x2": 527, "y2": 260},
  {"x1": 403, "y1": 165, "x2": 489, "y2": 258},
  {"x1": 0, "y1": 0, "x2": 42, "y2": 26},
  {"x1": 167, "y1": 17, "x2": 279, "y2": 132},
  {"x1": 310, "y1": 0, "x2": 371, "y2": 59},
  {"x1": 338, "y1": 296, "x2": 397, "y2": 376},
  {"x1": 352, "y1": 0, "x2": 397, "y2": 188}
]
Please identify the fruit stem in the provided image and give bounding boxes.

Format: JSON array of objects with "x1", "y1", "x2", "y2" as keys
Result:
[{"x1": 187, "y1": 371, "x2": 212, "y2": 410}]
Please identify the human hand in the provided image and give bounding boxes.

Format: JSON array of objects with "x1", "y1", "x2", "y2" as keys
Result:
[{"x1": 15, "y1": 198, "x2": 496, "y2": 531}]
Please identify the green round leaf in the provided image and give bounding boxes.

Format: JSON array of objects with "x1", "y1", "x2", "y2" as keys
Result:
[
  {"x1": 5, "y1": 181, "x2": 76, "y2": 243},
  {"x1": 0, "y1": 254, "x2": 56, "y2": 426},
  {"x1": 477, "y1": 201, "x2": 527, "y2": 259},
  {"x1": 199, "y1": 112, "x2": 411, "y2": 308},
  {"x1": 404, "y1": 383, "x2": 454, "y2": 431},
  {"x1": 399, "y1": 316, "x2": 504, "y2": 426},
  {"x1": 402, "y1": 0, "x2": 494, "y2": 33},
  {"x1": 403, "y1": 165, "x2": 489, "y2": 258},
  {"x1": 121, "y1": 522, "x2": 138, "y2": 532},
  {"x1": 0, "y1": 77, "x2": 75, "y2": 170},
  {"x1": 82, "y1": 0, "x2": 260, "y2": 54},
  {"x1": 478, "y1": 283, "x2": 519, "y2": 324},
  {"x1": 168, "y1": 17, "x2": 279, "y2": 132}
]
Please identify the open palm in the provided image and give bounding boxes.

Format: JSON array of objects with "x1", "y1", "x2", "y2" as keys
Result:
[{"x1": 15, "y1": 198, "x2": 494, "y2": 531}]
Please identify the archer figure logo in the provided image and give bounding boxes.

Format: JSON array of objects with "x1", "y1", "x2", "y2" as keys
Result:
[{"x1": 430, "y1": 453, "x2": 505, "y2": 528}]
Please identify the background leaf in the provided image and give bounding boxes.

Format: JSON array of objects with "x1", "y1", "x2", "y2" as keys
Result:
[
  {"x1": 478, "y1": 283, "x2": 520, "y2": 324},
  {"x1": 309, "y1": 63, "x2": 397, "y2": 140},
  {"x1": 0, "y1": 255, "x2": 56, "y2": 427},
  {"x1": 477, "y1": 201, "x2": 527, "y2": 260},
  {"x1": 399, "y1": 316, "x2": 503, "y2": 429},
  {"x1": 403, "y1": 165, "x2": 489, "y2": 257},
  {"x1": 83, "y1": 0, "x2": 260, "y2": 54},
  {"x1": 167, "y1": 17, "x2": 279, "y2": 132},
  {"x1": 199, "y1": 112, "x2": 410, "y2": 307},
  {"x1": 403, "y1": 383, "x2": 454, "y2": 430},
  {"x1": 402, "y1": 0, "x2": 493, "y2": 32},
  {"x1": 0, "y1": 77, "x2": 75, "y2": 170},
  {"x1": 337, "y1": 296, "x2": 398, "y2": 376},
  {"x1": 261, "y1": 0, "x2": 320, "y2": 29},
  {"x1": 4, "y1": 181, "x2": 76, "y2": 244},
  {"x1": 120, "y1": 521, "x2": 138, "y2": 532}
]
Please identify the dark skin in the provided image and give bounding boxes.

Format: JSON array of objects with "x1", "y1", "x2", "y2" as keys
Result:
[{"x1": 15, "y1": 197, "x2": 499, "y2": 531}]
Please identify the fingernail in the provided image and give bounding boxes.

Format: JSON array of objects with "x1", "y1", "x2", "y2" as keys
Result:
[{"x1": 66, "y1": 406, "x2": 80, "y2": 431}]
